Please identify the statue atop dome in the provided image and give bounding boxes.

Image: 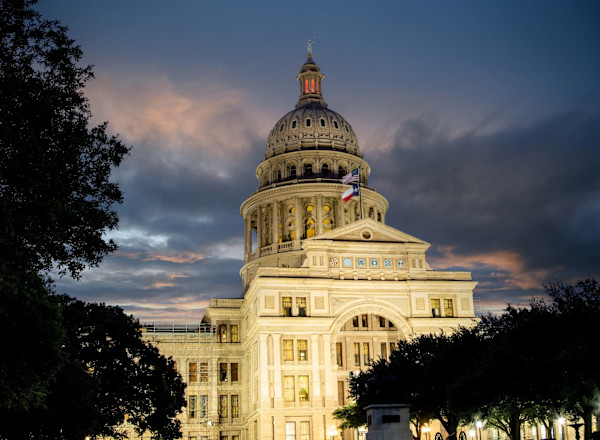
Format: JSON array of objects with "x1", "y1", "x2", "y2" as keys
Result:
[{"x1": 306, "y1": 37, "x2": 316, "y2": 56}]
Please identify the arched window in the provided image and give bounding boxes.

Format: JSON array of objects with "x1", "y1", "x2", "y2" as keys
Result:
[
  {"x1": 277, "y1": 170, "x2": 282, "y2": 181},
  {"x1": 305, "y1": 218, "x2": 315, "y2": 238},
  {"x1": 305, "y1": 163, "x2": 313, "y2": 176},
  {"x1": 338, "y1": 166, "x2": 345, "y2": 176},
  {"x1": 292, "y1": 120, "x2": 297, "y2": 129},
  {"x1": 290, "y1": 165, "x2": 296, "y2": 178},
  {"x1": 322, "y1": 164, "x2": 329, "y2": 176},
  {"x1": 333, "y1": 121, "x2": 339, "y2": 129},
  {"x1": 320, "y1": 119, "x2": 326, "y2": 127},
  {"x1": 306, "y1": 119, "x2": 311, "y2": 127},
  {"x1": 279, "y1": 123, "x2": 285, "y2": 132}
]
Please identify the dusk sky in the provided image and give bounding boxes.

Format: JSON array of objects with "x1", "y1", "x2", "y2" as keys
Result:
[{"x1": 38, "y1": 1, "x2": 600, "y2": 323}]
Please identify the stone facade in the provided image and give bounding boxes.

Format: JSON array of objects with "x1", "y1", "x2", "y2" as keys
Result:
[{"x1": 140, "y1": 54, "x2": 478, "y2": 440}]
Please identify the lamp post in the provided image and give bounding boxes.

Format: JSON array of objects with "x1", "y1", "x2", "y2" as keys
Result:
[
  {"x1": 423, "y1": 424, "x2": 431, "y2": 440},
  {"x1": 476, "y1": 421, "x2": 483, "y2": 440},
  {"x1": 558, "y1": 418, "x2": 565, "y2": 440},
  {"x1": 358, "y1": 425, "x2": 368, "y2": 440},
  {"x1": 326, "y1": 425, "x2": 339, "y2": 440}
]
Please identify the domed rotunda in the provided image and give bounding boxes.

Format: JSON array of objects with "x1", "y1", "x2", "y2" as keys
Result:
[{"x1": 240, "y1": 54, "x2": 389, "y2": 289}]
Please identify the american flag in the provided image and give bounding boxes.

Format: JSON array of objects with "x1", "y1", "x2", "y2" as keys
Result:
[{"x1": 341, "y1": 168, "x2": 359, "y2": 184}]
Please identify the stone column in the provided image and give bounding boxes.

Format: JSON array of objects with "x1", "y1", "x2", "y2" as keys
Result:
[
  {"x1": 310, "y1": 334, "x2": 321, "y2": 404},
  {"x1": 294, "y1": 198, "x2": 302, "y2": 241},
  {"x1": 256, "y1": 207, "x2": 262, "y2": 253},
  {"x1": 244, "y1": 216, "x2": 250, "y2": 258},
  {"x1": 381, "y1": 210, "x2": 386, "y2": 224},
  {"x1": 338, "y1": 199, "x2": 345, "y2": 228},
  {"x1": 316, "y1": 195, "x2": 323, "y2": 235},
  {"x1": 259, "y1": 335, "x2": 270, "y2": 407},
  {"x1": 272, "y1": 334, "x2": 282, "y2": 406},
  {"x1": 271, "y1": 202, "x2": 278, "y2": 248}
]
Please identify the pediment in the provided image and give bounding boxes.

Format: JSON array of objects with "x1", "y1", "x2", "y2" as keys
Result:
[{"x1": 310, "y1": 218, "x2": 429, "y2": 245}]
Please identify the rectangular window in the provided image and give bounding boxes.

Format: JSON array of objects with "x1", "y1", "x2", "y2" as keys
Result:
[
  {"x1": 283, "y1": 339, "x2": 294, "y2": 361},
  {"x1": 219, "y1": 324, "x2": 227, "y2": 342},
  {"x1": 200, "y1": 362, "x2": 208, "y2": 382},
  {"x1": 444, "y1": 299, "x2": 454, "y2": 317},
  {"x1": 352, "y1": 316, "x2": 359, "y2": 328},
  {"x1": 284, "y1": 376, "x2": 295, "y2": 402},
  {"x1": 390, "y1": 342, "x2": 396, "y2": 353},
  {"x1": 200, "y1": 395, "x2": 208, "y2": 418},
  {"x1": 231, "y1": 363, "x2": 239, "y2": 382},
  {"x1": 389, "y1": 320, "x2": 394, "y2": 328},
  {"x1": 282, "y1": 297, "x2": 292, "y2": 316},
  {"x1": 298, "y1": 375, "x2": 309, "y2": 401},
  {"x1": 337, "y1": 380, "x2": 345, "y2": 406},
  {"x1": 286, "y1": 422, "x2": 296, "y2": 440},
  {"x1": 363, "y1": 342, "x2": 370, "y2": 365},
  {"x1": 300, "y1": 421, "x2": 310, "y2": 440},
  {"x1": 220, "y1": 363, "x2": 228, "y2": 382},
  {"x1": 189, "y1": 395, "x2": 197, "y2": 419},
  {"x1": 220, "y1": 436, "x2": 227, "y2": 440},
  {"x1": 379, "y1": 316, "x2": 386, "y2": 327},
  {"x1": 380, "y1": 342, "x2": 387, "y2": 359},
  {"x1": 361, "y1": 314, "x2": 368, "y2": 328},
  {"x1": 297, "y1": 297, "x2": 307, "y2": 316},
  {"x1": 230, "y1": 325, "x2": 239, "y2": 343},
  {"x1": 336, "y1": 342, "x2": 343, "y2": 367},
  {"x1": 231, "y1": 394, "x2": 239, "y2": 418},
  {"x1": 298, "y1": 339, "x2": 308, "y2": 361},
  {"x1": 431, "y1": 298, "x2": 441, "y2": 317},
  {"x1": 219, "y1": 395, "x2": 227, "y2": 418},
  {"x1": 354, "y1": 342, "x2": 360, "y2": 366},
  {"x1": 232, "y1": 436, "x2": 239, "y2": 440},
  {"x1": 189, "y1": 362, "x2": 198, "y2": 382}
]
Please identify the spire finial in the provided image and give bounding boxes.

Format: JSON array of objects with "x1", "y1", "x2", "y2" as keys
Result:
[{"x1": 306, "y1": 37, "x2": 316, "y2": 56}]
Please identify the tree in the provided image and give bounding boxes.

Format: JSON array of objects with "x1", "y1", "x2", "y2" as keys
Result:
[
  {"x1": 0, "y1": 0, "x2": 129, "y2": 413},
  {"x1": 0, "y1": 296, "x2": 186, "y2": 440}
]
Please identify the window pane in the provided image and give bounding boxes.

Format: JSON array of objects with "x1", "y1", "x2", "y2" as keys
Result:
[
  {"x1": 283, "y1": 340, "x2": 294, "y2": 361},
  {"x1": 354, "y1": 342, "x2": 360, "y2": 366},
  {"x1": 363, "y1": 342, "x2": 370, "y2": 365},
  {"x1": 231, "y1": 394, "x2": 239, "y2": 418},
  {"x1": 231, "y1": 363, "x2": 239, "y2": 382},
  {"x1": 282, "y1": 297, "x2": 292, "y2": 316},
  {"x1": 444, "y1": 299, "x2": 454, "y2": 317},
  {"x1": 284, "y1": 376, "x2": 295, "y2": 402},
  {"x1": 336, "y1": 342, "x2": 343, "y2": 367},
  {"x1": 231, "y1": 325, "x2": 238, "y2": 343},
  {"x1": 431, "y1": 298, "x2": 441, "y2": 317},
  {"x1": 189, "y1": 362, "x2": 198, "y2": 383},
  {"x1": 297, "y1": 297, "x2": 307, "y2": 317},
  {"x1": 300, "y1": 421, "x2": 310, "y2": 440},
  {"x1": 219, "y1": 395, "x2": 227, "y2": 418},
  {"x1": 200, "y1": 362, "x2": 208, "y2": 382},
  {"x1": 379, "y1": 316, "x2": 386, "y2": 327},
  {"x1": 361, "y1": 314, "x2": 368, "y2": 327},
  {"x1": 298, "y1": 340, "x2": 308, "y2": 361},
  {"x1": 380, "y1": 342, "x2": 387, "y2": 359},
  {"x1": 219, "y1": 324, "x2": 227, "y2": 342},
  {"x1": 286, "y1": 422, "x2": 296, "y2": 440},
  {"x1": 200, "y1": 395, "x2": 208, "y2": 418},
  {"x1": 189, "y1": 395, "x2": 197, "y2": 419},
  {"x1": 298, "y1": 375, "x2": 309, "y2": 401},
  {"x1": 220, "y1": 363, "x2": 228, "y2": 382}
]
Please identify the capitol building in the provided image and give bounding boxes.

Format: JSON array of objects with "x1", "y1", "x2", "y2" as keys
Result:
[{"x1": 139, "y1": 51, "x2": 478, "y2": 440}]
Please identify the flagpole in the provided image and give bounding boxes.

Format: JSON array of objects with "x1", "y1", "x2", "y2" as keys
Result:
[{"x1": 359, "y1": 166, "x2": 364, "y2": 220}]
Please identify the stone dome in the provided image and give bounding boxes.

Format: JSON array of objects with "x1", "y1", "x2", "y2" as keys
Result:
[
  {"x1": 265, "y1": 103, "x2": 361, "y2": 159},
  {"x1": 264, "y1": 55, "x2": 362, "y2": 159}
]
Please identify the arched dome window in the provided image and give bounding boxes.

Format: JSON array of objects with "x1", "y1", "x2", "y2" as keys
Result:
[
  {"x1": 305, "y1": 218, "x2": 315, "y2": 238},
  {"x1": 322, "y1": 164, "x2": 329, "y2": 176},
  {"x1": 290, "y1": 165, "x2": 296, "y2": 178},
  {"x1": 306, "y1": 119, "x2": 311, "y2": 127},
  {"x1": 277, "y1": 170, "x2": 282, "y2": 181},
  {"x1": 305, "y1": 163, "x2": 313, "y2": 176},
  {"x1": 280, "y1": 123, "x2": 285, "y2": 132},
  {"x1": 320, "y1": 118, "x2": 326, "y2": 127},
  {"x1": 333, "y1": 121, "x2": 339, "y2": 129},
  {"x1": 292, "y1": 120, "x2": 297, "y2": 129},
  {"x1": 338, "y1": 166, "x2": 345, "y2": 176}
]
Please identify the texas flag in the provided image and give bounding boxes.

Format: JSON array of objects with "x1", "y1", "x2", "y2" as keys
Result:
[{"x1": 342, "y1": 184, "x2": 360, "y2": 203}]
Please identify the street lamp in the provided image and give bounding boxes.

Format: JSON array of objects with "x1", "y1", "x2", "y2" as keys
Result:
[
  {"x1": 469, "y1": 430, "x2": 476, "y2": 440},
  {"x1": 423, "y1": 424, "x2": 431, "y2": 440},
  {"x1": 326, "y1": 425, "x2": 339, "y2": 440},
  {"x1": 558, "y1": 418, "x2": 565, "y2": 440},
  {"x1": 476, "y1": 420, "x2": 483, "y2": 440},
  {"x1": 358, "y1": 425, "x2": 368, "y2": 440}
]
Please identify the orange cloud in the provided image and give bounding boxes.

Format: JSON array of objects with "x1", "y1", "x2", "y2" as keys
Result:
[
  {"x1": 430, "y1": 245, "x2": 558, "y2": 291},
  {"x1": 143, "y1": 252, "x2": 206, "y2": 264}
]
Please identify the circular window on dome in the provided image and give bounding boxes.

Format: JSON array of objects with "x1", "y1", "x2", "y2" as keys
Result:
[
  {"x1": 306, "y1": 205, "x2": 313, "y2": 212},
  {"x1": 288, "y1": 206, "x2": 295, "y2": 214},
  {"x1": 361, "y1": 229, "x2": 373, "y2": 241},
  {"x1": 323, "y1": 204, "x2": 331, "y2": 212}
]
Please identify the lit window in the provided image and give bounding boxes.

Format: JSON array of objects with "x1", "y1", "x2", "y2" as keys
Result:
[
  {"x1": 444, "y1": 299, "x2": 454, "y2": 317},
  {"x1": 286, "y1": 422, "x2": 296, "y2": 440},
  {"x1": 338, "y1": 380, "x2": 345, "y2": 406},
  {"x1": 219, "y1": 324, "x2": 227, "y2": 342},
  {"x1": 361, "y1": 314, "x2": 368, "y2": 328},
  {"x1": 219, "y1": 395, "x2": 228, "y2": 418},
  {"x1": 323, "y1": 204, "x2": 330, "y2": 211},
  {"x1": 431, "y1": 299, "x2": 441, "y2": 317},
  {"x1": 354, "y1": 342, "x2": 360, "y2": 366},
  {"x1": 352, "y1": 316, "x2": 359, "y2": 328},
  {"x1": 283, "y1": 339, "x2": 294, "y2": 361},
  {"x1": 298, "y1": 340, "x2": 308, "y2": 361},
  {"x1": 231, "y1": 363, "x2": 239, "y2": 382},
  {"x1": 282, "y1": 297, "x2": 292, "y2": 316},
  {"x1": 189, "y1": 395, "x2": 197, "y2": 419},
  {"x1": 231, "y1": 395, "x2": 239, "y2": 418},
  {"x1": 304, "y1": 79, "x2": 309, "y2": 93},
  {"x1": 200, "y1": 362, "x2": 208, "y2": 382},
  {"x1": 310, "y1": 78, "x2": 315, "y2": 92},
  {"x1": 363, "y1": 342, "x2": 370, "y2": 365},
  {"x1": 300, "y1": 421, "x2": 311, "y2": 440},
  {"x1": 306, "y1": 205, "x2": 313, "y2": 212},
  {"x1": 298, "y1": 375, "x2": 309, "y2": 401},
  {"x1": 284, "y1": 376, "x2": 295, "y2": 402},
  {"x1": 189, "y1": 362, "x2": 197, "y2": 382},
  {"x1": 297, "y1": 297, "x2": 307, "y2": 317},
  {"x1": 336, "y1": 342, "x2": 343, "y2": 367},
  {"x1": 230, "y1": 325, "x2": 238, "y2": 343},
  {"x1": 220, "y1": 363, "x2": 227, "y2": 382}
]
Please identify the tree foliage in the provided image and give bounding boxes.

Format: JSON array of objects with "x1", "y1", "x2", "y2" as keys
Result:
[
  {"x1": 0, "y1": 297, "x2": 186, "y2": 440},
  {"x1": 346, "y1": 279, "x2": 600, "y2": 440}
]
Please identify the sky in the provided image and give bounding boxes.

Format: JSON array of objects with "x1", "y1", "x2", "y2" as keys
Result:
[{"x1": 38, "y1": 0, "x2": 600, "y2": 323}]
